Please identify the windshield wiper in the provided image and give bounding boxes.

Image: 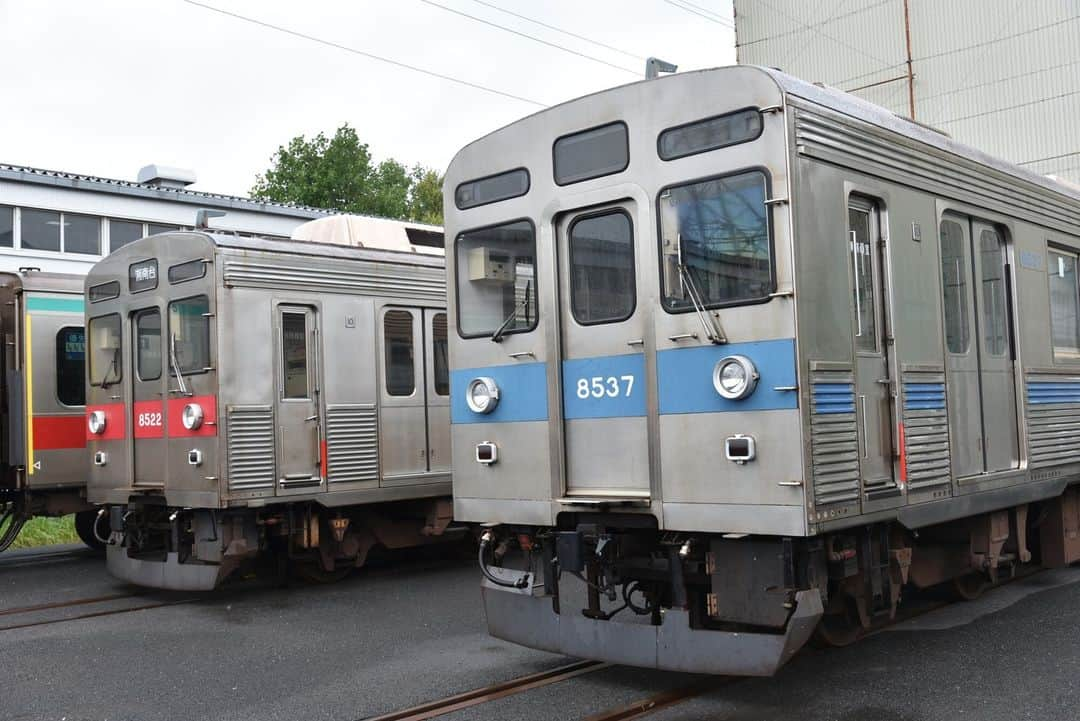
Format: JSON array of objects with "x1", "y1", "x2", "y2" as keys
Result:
[
  {"x1": 169, "y1": 333, "x2": 191, "y2": 396},
  {"x1": 491, "y1": 280, "x2": 532, "y2": 343},
  {"x1": 677, "y1": 233, "x2": 726, "y2": 344},
  {"x1": 97, "y1": 348, "x2": 121, "y2": 388}
]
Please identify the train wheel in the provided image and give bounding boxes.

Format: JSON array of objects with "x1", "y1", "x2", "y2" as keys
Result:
[
  {"x1": 74, "y1": 510, "x2": 107, "y2": 551},
  {"x1": 292, "y1": 559, "x2": 353, "y2": 584},
  {"x1": 814, "y1": 595, "x2": 863, "y2": 647},
  {"x1": 952, "y1": 572, "x2": 989, "y2": 601}
]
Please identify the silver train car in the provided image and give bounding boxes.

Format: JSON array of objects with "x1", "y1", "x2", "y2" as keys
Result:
[
  {"x1": 85, "y1": 218, "x2": 454, "y2": 589},
  {"x1": 0, "y1": 271, "x2": 104, "y2": 551},
  {"x1": 443, "y1": 65, "x2": 1080, "y2": 675}
]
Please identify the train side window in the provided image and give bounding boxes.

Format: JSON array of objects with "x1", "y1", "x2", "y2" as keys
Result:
[
  {"x1": 88, "y1": 314, "x2": 122, "y2": 387},
  {"x1": 849, "y1": 207, "x2": 877, "y2": 352},
  {"x1": 135, "y1": 308, "x2": 162, "y2": 381},
  {"x1": 55, "y1": 327, "x2": 85, "y2": 406},
  {"x1": 281, "y1": 312, "x2": 308, "y2": 399},
  {"x1": 384, "y1": 310, "x2": 415, "y2": 397},
  {"x1": 569, "y1": 210, "x2": 635, "y2": 324},
  {"x1": 1048, "y1": 249, "x2": 1080, "y2": 361},
  {"x1": 939, "y1": 220, "x2": 970, "y2": 354},
  {"x1": 433, "y1": 312, "x2": 449, "y2": 396},
  {"x1": 168, "y1": 295, "x2": 210, "y2": 374},
  {"x1": 979, "y1": 229, "x2": 1008, "y2": 357}
]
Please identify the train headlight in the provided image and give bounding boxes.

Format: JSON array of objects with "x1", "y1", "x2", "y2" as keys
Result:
[
  {"x1": 466, "y1": 377, "x2": 500, "y2": 414},
  {"x1": 88, "y1": 410, "x2": 107, "y2": 435},
  {"x1": 712, "y1": 355, "x2": 759, "y2": 400},
  {"x1": 182, "y1": 403, "x2": 204, "y2": 430}
]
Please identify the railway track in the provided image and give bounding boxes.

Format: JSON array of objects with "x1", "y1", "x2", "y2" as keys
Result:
[{"x1": 0, "y1": 590, "x2": 199, "y2": 632}]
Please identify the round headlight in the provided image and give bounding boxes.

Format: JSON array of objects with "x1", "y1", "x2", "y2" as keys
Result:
[
  {"x1": 466, "y1": 377, "x2": 500, "y2": 415},
  {"x1": 712, "y1": 355, "x2": 759, "y2": 400},
  {"x1": 88, "y1": 410, "x2": 107, "y2": 435},
  {"x1": 182, "y1": 403, "x2": 204, "y2": 430}
]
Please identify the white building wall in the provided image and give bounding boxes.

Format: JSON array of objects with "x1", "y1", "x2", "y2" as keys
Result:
[{"x1": 734, "y1": 0, "x2": 1080, "y2": 183}]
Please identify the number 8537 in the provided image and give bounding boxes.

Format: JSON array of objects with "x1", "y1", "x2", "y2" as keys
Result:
[{"x1": 575, "y1": 375, "x2": 635, "y2": 399}]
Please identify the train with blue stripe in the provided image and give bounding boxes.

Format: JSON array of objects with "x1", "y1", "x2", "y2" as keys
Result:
[{"x1": 443, "y1": 65, "x2": 1080, "y2": 674}]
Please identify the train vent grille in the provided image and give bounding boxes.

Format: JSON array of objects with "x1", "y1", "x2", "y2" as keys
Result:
[
  {"x1": 809, "y1": 371, "x2": 860, "y2": 506},
  {"x1": 901, "y1": 373, "x2": 951, "y2": 490},
  {"x1": 326, "y1": 404, "x2": 379, "y2": 485},
  {"x1": 226, "y1": 405, "x2": 275, "y2": 491},
  {"x1": 1025, "y1": 375, "x2": 1080, "y2": 468},
  {"x1": 222, "y1": 259, "x2": 445, "y2": 305}
]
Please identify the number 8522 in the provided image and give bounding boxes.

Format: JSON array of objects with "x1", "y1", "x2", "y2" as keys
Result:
[{"x1": 575, "y1": 375, "x2": 635, "y2": 399}]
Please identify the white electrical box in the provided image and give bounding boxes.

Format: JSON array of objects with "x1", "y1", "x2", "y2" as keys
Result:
[{"x1": 468, "y1": 247, "x2": 514, "y2": 283}]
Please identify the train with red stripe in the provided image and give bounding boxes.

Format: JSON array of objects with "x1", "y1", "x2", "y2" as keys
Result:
[
  {"x1": 85, "y1": 216, "x2": 458, "y2": 589},
  {"x1": 0, "y1": 271, "x2": 106, "y2": 551}
]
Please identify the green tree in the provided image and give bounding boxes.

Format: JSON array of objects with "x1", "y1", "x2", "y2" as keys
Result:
[{"x1": 251, "y1": 123, "x2": 444, "y2": 225}]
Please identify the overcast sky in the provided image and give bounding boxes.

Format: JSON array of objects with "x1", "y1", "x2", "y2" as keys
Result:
[{"x1": 0, "y1": 0, "x2": 735, "y2": 197}]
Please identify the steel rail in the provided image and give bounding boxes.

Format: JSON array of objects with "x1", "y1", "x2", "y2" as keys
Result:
[
  {"x1": 584, "y1": 678, "x2": 737, "y2": 721},
  {"x1": 362, "y1": 659, "x2": 608, "y2": 721},
  {"x1": 0, "y1": 592, "x2": 141, "y2": 617},
  {"x1": 0, "y1": 597, "x2": 199, "y2": 632}
]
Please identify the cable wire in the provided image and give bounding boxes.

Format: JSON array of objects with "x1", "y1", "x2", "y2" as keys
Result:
[
  {"x1": 180, "y1": 0, "x2": 548, "y2": 107},
  {"x1": 468, "y1": 0, "x2": 646, "y2": 61},
  {"x1": 1018, "y1": 150, "x2": 1080, "y2": 167},
  {"x1": 662, "y1": 0, "x2": 735, "y2": 28},
  {"x1": 936, "y1": 88, "x2": 1080, "y2": 126},
  {"x1": 418, "y1": 0, "x2": 639, "y2": 75}
]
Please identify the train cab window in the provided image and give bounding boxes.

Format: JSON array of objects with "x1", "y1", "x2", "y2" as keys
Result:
[
  {"x1": 88, "y1": 314, "x2": 122, "y2": 387},
  {"x1": 433, "y1": 312, "x2": 449, "y2": 396},
  {"x1": 88, "y1": 281, "x2": 120, "y2": 303},
  {"x1": 168, "y1": 296, "x2": 210, "y2": 374},
  {"x1": 168, "y1": 259, "x2": 206, "y2": 284},
  {"x1": 281, "y1": 312, "x2": 308, "y2": 398},
  {"x1": 939, "y1": 220, "x2": 970, "y2": 354},
  {"x1": 55, "y1": 327, "x2": 85, "y2": 406},
  {"x1": 569, "y1": 210, "x2": 635, "y2": 324},
  {"x1": 1048, "y1": 249, "x2": 1080, "y2": 361},
  {"x1": 384, "y1": 310, "x2": 415, "y2": 396},
  {"x1": 455, "y1": 169, "x2": 530, "y2": 210},
  {"x1": 658, "y1": 171, "x2": 772, "y2": 311},
  {"x1": 553, "y1": 122, "x2": 629, "y2": 186},
  {"x1": 135, "y1": 309, "x2": 162, "y2": 381},
  {"x1": 455, "y1": 220, "x2": 537, "y2": 338},
  {"x1": 658, "y1": 108, "x2": 763, "y2": 161},
  {"x1": 979, "y1": 229, "x2": 1008, "y2": 357}
]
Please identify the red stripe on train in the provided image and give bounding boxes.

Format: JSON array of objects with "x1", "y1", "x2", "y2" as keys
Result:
[{"x1": 34, "y1": 415, "x2": 87, "y2": 450}]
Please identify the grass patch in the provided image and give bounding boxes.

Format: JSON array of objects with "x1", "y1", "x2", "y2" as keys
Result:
[{"x1": 8, "y1": 515, "x2": 80, "y2": 550}]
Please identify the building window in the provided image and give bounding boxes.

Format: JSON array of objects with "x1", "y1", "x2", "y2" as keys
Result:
[
  {"x1": 148, "y1": 223, "x2": 180, "y2": 235},
  {"x1": 64, "y1": 213, "x2": 100, "y2": 255},
  {"x1": 21, "y1": 208, "x2": 61, "y2": 252},
  {"x1": 0, "y1": 206, "x2": 12, "y2": 248},
  {"x1": 110, "y1": 219, "x2": 143, "y2": 252},
  {"x1": 1049, "y1": 249, "x2": 1080, "y2": 362},
  {"x1": 55, "y1": 327, "x2": 85, "y2": 407},
  {"x1": 384, "y1": 310, "x2": 415, "y2": 396}
]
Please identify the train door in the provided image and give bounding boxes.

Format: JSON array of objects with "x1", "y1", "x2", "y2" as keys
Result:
[
  {"x1": 132, "y1": 307, "x2": 165, "y2": 486},
  {"x1": 556, "y1": 204, "x2": 649, "y2": 497},
  {"x1": 379, "y1": 307, "x2": 428, "y2": 483},
  {"x1": 939, "y1": 213, "x2": 1019, "y2": 477},
  {"x1": 424, "y1": 310, "x2": 451, "y2": 474},
  {"x1": 848, "y1": 200, "x2": 896, "y2": 494},
  {"x1": 275, "y1": 305, "x2": 324, "y2": 495}
]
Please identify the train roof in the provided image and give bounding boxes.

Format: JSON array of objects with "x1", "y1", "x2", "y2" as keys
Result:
[
  {"x1": 449, "y1": 64, "x2": 1080, "y2": 207},
  {"x1": 291, "y1": 214, "x2": 444, "y2": 256},
  {"x1": 0, "y1": 270, "x2": 85, "y2": 295},
  {"x1": 205, "y1": 230, "x2": 446, "y2": 270}
]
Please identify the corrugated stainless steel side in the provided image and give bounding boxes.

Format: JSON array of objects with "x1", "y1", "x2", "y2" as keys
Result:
[
  {"x1": 226, "y1": 405, "x2": 275, "y2": 491},
  {"x1": 809, "y1": 369, "x2": 860, "y2": 507},
  {"x1": 221, "y1": 258, "x2": 446, "y2": 304},
  {"x1": 793, "y1": 103, "x2": 1080, "y2": 235},
  {"x1": 901, "y1": 371, "x2": 951, "y2": 490},
  {"x1": 326, "y1": 404, "x2": 379, "y2": 485},
  {"x1": 1025, "y1": 373, "x2": 1080, "y2": 468}
]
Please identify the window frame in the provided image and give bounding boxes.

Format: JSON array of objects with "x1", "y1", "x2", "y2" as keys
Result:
[
  {"x1": 54, "y1": 326, "x2": 85, "y2": 407},
  {"x1": 654, "y1": 167, "x2": 777, "y2": 315},
  {"x1": 939, "y1": 218, "x2": 972, "y2": 356},
  {"x1": 88, "y1": 281, "x2": 121, "y2": 303},
  {"x1": 0, "y1": 205, "x2": 14, "y2": 249},
  {"x1": 453, "y1": 217, "x2": 539, "y2": 340},
  {"x1": 454, "y1": 168, "x2": 531, "y2": 210},
  {"x1": 1047, "y1": 244, "x2": 1080, "y2": 364},
  {"x1": 656, "y1": 107, "x2": 764, "y2": 162},
  {"x1": 280, "y1": 310, "x2": 310, "y2": 400},
  {"x1": 87, "y1": 313, "x2": 122, "y2": 388},
  {"x1": 134, "y1": 307, "x2": 163, "y2": 382},
  {"x1": 432, "y1": 311, "x2": 449, "y2": 397},
  {"x1": 167, "y1": 294, "x2": 211, "y2": 376},
  {"x1": 383, "y1": 308, "x2": 417, "y2": 398},
  {"x1": 552, "y1": 121, "x2": 630, "y2": 187},
  {"x1": 567, "y1": 208, "x2": 637, "y2": 326}
]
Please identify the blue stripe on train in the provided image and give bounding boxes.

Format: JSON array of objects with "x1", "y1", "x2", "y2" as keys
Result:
[
  {"x1": 562, "y1": 353, "x2": 647, "y2": 419},
  {"x1": 1027, "y1": 381, "x2": 1080, "y2": 405},
  {"x1": 903, "y1": 382, "x2": 945, "y2": 411},
  {"x1": 812, "y1": 383, "x2": 854, "y2": 414},
  {"x1": 450, "y1": 362, "x2": 549, "y2": 424}
]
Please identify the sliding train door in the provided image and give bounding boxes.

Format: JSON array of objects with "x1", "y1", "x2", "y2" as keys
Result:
[{"x1": 275, "y1": 305, "x2": 324, "y2": 495}]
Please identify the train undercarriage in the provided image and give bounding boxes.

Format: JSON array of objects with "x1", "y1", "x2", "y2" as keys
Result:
[
  {"x1": 104, "y1": 496, "x2": 462, "y2": 590},
  {"x1": 479, "y1": 486, "x2": 1080, "y2": 675},
  {"x1": 0, "y1": 488, "x2": 107, "y2": 552}
]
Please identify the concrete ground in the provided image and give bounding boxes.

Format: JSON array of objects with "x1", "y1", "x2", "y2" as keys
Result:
[{"x1": 3, "y1": 545, "x2": 1080, "y2": 721}]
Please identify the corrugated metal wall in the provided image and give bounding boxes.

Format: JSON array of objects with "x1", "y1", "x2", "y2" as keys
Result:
[{"x1": 734, "y1": 0, "x2": 1080, "y2": 184}]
